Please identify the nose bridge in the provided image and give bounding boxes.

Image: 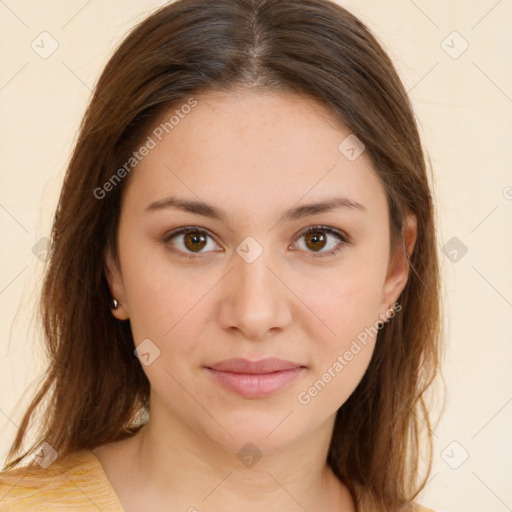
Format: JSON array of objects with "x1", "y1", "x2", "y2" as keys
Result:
[
  {"x1": 218, "y1": 237, "x2": 291, "y2": 339},
  {"x1": 233, "y1": 241, "x2": 279, "y2": 308}
]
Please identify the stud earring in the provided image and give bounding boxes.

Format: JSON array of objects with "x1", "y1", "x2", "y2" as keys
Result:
[
  {"x1": 377, "y1": 304, "x2": 395, "y2": 329},
  {"x1": 110, "y1": 298, "x2": 119, "y2": 310}
]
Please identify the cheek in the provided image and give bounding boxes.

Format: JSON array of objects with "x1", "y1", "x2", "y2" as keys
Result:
[
  {"x1": 297, "y1": 282, "x2": 381, "y2": 413},
  {"x1": 305, "y1": 257, "x2": 386, "y2": 348},
  {"x1": 117, "y1": 232, "x2": 201, "y2": 343},
  {"x1": 296, "y1": 252, "x2": 387, "y2": 405}
]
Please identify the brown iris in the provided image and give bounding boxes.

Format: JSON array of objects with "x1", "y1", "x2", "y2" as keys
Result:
[
  {"x1": 183, "y1": 232, "x2": 208, "y2": 252},
  {"x1": 304, "y1": 231, "x2": 327, "y2": 252}
]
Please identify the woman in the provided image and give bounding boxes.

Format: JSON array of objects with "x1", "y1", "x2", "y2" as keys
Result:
[{"x1": 0, "y1": 0, "x2": 441, "y2": 510}]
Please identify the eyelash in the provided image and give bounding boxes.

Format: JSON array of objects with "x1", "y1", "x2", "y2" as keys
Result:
[{"x1": 161, "y1": 225, "x2": 350, "y2": 260}]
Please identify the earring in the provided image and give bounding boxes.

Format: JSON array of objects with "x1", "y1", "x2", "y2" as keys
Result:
[
  {"x1": 110, "y1": 298, "x2": 119, "y2": 310},
  {"x1": 377, "y1": 304, "x2": 395, "y2": 329}
]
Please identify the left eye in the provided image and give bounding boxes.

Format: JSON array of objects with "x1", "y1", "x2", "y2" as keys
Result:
[
  {"x1": 162, "y1": 225, "x2": 349, "y2": 259},
  {"x1": 292, "y1": 226, "x2": 349, "y2": 258}
]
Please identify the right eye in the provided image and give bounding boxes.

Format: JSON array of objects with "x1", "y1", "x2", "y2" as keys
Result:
[{"x1": 162, "y1": 226, "x2": 223, "y2": 259}]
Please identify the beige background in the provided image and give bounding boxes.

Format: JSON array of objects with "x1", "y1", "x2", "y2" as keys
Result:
[{"x1": 1, "y1": 1, "x2": 511, "y2": 511}]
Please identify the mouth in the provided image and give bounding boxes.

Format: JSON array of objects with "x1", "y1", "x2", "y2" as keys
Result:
[{"x1": 204, "y1": 357, "x2": 307, "y2": 398}]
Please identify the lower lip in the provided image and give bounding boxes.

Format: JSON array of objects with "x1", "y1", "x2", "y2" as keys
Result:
[{"x1": 205, "y1": 367, "x2": 306, "y2": 398}]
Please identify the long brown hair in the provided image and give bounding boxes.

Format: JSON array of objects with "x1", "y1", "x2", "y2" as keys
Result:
[{"x1": 2, "y1": 1, "x2": 442, "y2": 510}]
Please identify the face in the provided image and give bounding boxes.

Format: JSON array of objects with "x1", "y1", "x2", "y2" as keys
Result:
[{"x1": 106, "y1": 88, "x2": 416, "y2": 453}]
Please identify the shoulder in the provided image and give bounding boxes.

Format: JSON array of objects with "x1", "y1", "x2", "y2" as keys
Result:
[{"x1": 0, "y1": 449, "x2": 120, "y2": 511}]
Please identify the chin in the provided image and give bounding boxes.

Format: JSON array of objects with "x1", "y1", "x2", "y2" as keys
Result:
[{"x1": 194, "y1": 410, "x2": 313, "y2": 456}]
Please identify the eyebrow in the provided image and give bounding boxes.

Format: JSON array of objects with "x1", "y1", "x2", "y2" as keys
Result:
[{"x1": 145, "y1": 195, "x2": 366, "y2": 224}]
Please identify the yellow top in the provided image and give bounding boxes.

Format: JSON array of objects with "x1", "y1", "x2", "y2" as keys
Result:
[
  {"x1": 0, "y1": 450, "x2": 124, "y2": 511},
  {"x1": 0, "y1": 449, "x2": 436, "y2": 511}
]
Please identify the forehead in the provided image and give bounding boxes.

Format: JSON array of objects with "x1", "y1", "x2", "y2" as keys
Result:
[{"x1": 123, "y1": 88, "x2": 387, "y2": 223}]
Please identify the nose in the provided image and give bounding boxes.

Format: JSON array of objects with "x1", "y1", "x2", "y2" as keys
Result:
[{"x1": 216, "y1": 245, "x2": 293, "y2": 342}]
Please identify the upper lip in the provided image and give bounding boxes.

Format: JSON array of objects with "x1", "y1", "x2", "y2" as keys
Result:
[{"x1": 206, "y1": 357, "x2": 305, "y2": 374}]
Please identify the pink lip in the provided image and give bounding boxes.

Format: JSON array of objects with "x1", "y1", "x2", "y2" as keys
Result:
[
  {"x1": 207, "y1": 357, "x2": 304, "y2": 373},
  {"x1": 205, "y1": 358, "x2": 306, "y2": 398}
]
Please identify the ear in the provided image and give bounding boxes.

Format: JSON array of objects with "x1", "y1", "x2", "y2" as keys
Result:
[
  {"x1": 379, "y1": 213, "x2": 417, "y2": 318},
  {"x1": 104, "y1": 246, "x2": 130, "y2": 321}
]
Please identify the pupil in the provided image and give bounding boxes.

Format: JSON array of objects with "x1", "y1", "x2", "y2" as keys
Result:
[
  {"x1": 185, "y1": 233, "x2": 206, "y2": 252},
  {"x1": 307, "y1": 232, "x2": 326, "y2": 251}
]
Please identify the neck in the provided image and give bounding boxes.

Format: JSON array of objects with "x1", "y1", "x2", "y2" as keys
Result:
[{"x1": 107, "y1": 404, "x2": 354, "y2": 511}]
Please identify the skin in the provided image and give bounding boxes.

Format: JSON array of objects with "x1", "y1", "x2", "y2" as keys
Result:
[{"x1": 93, "y1": 88, "x2": 417, "y2": 512}]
